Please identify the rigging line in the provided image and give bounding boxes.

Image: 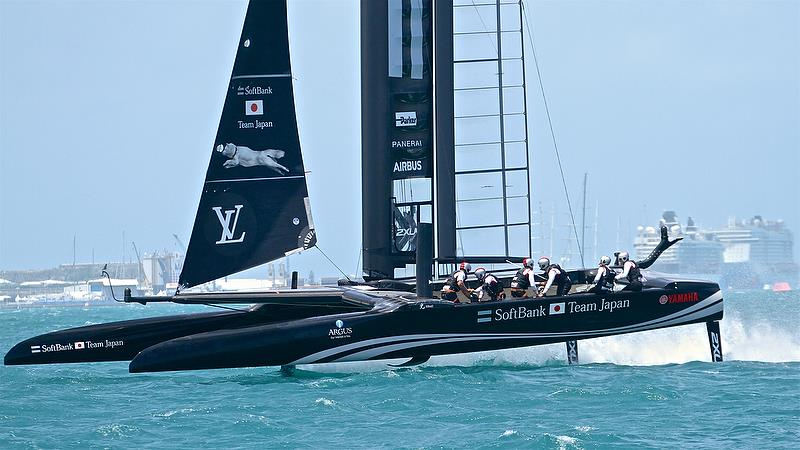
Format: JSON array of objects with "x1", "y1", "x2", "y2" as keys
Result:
[
  {"x1": 355, "y1": 241, "x2": 363, "y2": 277},
  {"x1": 470, "y1": 0, "x2": 499, "y2": 56},
  {"x1": 520, "y1": 0, "x2": 585, "y2": 268},
  {"x1": 101, "y1": 266, "x2": 123, "y2": 303},
  {"x1": 315, "y1": 244, "x2": 352, "y2": 282}
]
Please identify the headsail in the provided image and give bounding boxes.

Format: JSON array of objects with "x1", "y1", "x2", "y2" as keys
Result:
[{"x1": 179, "y1": 0, "x2": 316, "y2": 289}]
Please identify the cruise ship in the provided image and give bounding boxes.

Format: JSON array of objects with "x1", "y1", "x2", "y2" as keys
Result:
[
  {"x1": 634, "y1": 211, "x2": 724, "y2": 279},
  {"x1": 635, "y1": 212, "x2": 797, "y2": 290},
  {"x1": 712, "y1": 216, "x2": 798, "y2": 290}
]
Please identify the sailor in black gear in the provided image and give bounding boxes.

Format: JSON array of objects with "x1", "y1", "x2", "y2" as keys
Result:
[
  {"x1": 587, "y1": 255, "x2": 616, "y2": 293},
  {"x1": 510, "y1": 258, "x2": 537, "y2": 298},
  {"x1": 471, "y1": 267, "x2": 504, "y2": 302},
  {"x1": 536, "y1": 257, "x2": 572, "y2": 297},
  {"x1": 441, "y1": 261, "x2": 472, "y2": 302},
  {"x1": 615, "y1": 251, "x2": 643, "y2": 292}
]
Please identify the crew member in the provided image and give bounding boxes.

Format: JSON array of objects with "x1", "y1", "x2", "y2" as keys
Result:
[
  {"x1": 615, "y1": 251, "x2": 643, "y2": 291},
  {"x1": 472, "y1": 268, "x2": 504, "y2": 302},
  {"x1": 510, "y1": 258, "x2": 537, "y2": 298},
  {"x1": 536, "y1": 257, "x2": 572, "y2": 297},
  {"x1": 441, "y1": 262, "x2": 471, "y2": 302},
  {"x1": 587, "y1": 255, "x2": 615, "y2": 293}
]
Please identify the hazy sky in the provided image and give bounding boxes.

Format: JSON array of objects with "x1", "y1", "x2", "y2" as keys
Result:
[{"x1": 1, "y1": 0, "x2": 798, "y2": 277}]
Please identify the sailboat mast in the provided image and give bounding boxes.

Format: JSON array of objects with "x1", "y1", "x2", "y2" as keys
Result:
[
  {"x1": 434, "y1": 0, "x2": 456, "y2": 267},
  {"x1": 581, "y1": 172, "x2": 587, "y2": 266}
]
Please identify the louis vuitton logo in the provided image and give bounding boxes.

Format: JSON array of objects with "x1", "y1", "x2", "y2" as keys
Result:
[{"x1": 212, "y1": 205, "x2": 246, "y2": 245}]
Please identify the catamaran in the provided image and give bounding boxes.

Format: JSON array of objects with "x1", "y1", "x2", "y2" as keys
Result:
[{"x1": 5, "y1": 0, "x2": 724, "y2": 373}]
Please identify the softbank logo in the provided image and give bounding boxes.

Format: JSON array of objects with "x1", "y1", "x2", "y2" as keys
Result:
[{"x1": 212, "y1": 205, "x2": 246, "y2": 244}]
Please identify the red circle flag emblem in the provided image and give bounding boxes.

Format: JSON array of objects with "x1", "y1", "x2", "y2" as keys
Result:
[
  {"x1": 554, "y1": 304, "x2": 561, "y2": 312},
  {"x1": 245, "y1": 100, "x2": 263, "y2": 116},
  {"x1": 659, "y1": 295, "x2": 668, "y2": 305}
]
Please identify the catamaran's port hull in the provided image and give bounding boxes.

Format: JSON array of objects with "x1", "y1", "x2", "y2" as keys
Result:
[
  {"x1": 5, "y1": 282, "x2": 722, "y2": 372},
  {"x1": 3, "y1": 302, "x2": 364, "y2": 366}
]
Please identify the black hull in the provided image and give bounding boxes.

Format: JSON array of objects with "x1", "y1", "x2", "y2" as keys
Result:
[
  {"x1": 3, "y1": 303, "x2": 363, "y2": 366},
  {"x1": 5, "y1": 280, "x2": 723, "y2": 373}
]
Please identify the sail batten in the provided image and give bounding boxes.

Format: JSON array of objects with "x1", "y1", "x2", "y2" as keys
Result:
[{"x1": 179, "y1": 0, "x2": 315, "y2": 290}]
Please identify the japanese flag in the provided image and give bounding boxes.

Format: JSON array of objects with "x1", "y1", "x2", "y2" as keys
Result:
[
  {"x1": 75, "y1": 341, "x2": 85, "y2": 350},
  {"x1": 245, "y1": 100, "x2": 263, "y2": 115},
  {"x1": 549, "y1": 302, "x2": 565, "y2": 315}
]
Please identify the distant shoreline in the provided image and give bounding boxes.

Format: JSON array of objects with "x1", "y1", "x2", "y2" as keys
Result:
[{"x1": 0, "y1": 301, "x2": 126, "y2": 310}]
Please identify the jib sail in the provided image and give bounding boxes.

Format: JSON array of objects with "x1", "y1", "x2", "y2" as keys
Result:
[{"x1": 179, "y1": 0, "x2": 316, "y2": 289}]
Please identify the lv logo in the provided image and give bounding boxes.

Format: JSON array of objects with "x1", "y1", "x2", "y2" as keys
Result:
[{"x1": 212, "y1": 205, "x2": 246, "y2": 245}]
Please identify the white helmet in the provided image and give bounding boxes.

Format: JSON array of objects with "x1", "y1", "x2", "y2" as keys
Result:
[
  {"x1": 474, "y1": 267, "x2": 487, "y2": 281},
  {"x1": 538, "y1": 257, "x2": 550, "y2": 270},
  {"x1": 618, "y1": 251, "x2": 630, "y2": 263},
  {"x1": 523, "y1": 258, "x2": 535, "y2": 269},
  {"x1": 599, "y1": 255, "x2": 611, "y2": 265},
  {"x1": 459, "y1": 261, "x2": 471, "y2": 273}
]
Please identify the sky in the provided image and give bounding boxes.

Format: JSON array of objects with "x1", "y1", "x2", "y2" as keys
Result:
[{"x1": 1, "y1": 0, "x2": 798, "y2": 278}]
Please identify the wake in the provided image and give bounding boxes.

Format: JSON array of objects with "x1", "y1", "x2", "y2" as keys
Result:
[{"x1": 302, "y1": 312, "x2": 800, "y2": 373}]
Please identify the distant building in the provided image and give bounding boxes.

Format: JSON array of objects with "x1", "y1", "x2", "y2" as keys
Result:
[{"x1": 142, "y1": 252, "x2": 184, "y2": 293}]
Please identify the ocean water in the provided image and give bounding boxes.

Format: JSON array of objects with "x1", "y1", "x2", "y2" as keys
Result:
[{"x1": 1, "y1": 291, "x2": 798, "y2": 449}]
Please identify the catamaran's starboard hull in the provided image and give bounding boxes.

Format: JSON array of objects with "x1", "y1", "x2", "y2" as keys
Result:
[{"x1": 5, "y1": 282, "x2": 722, "y2": 372}]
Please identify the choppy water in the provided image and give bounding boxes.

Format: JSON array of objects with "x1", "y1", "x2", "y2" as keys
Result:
[{"x1": 1, "y1": 291, "x2": 798, "y2": 449}]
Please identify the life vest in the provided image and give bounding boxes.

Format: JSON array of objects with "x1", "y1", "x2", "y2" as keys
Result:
[
  {"x1": 443, "y1": 269, "x2": 466, "y2": 291},
  {"x1": 510, "y1": 267, "x2": 532, "y2": 290},
  {"x1": 483, "y1": 274, "x2": 503, "y2": 297},
  {"x1": 543, "y1": 264, "x2": 570, "y2": 284},
  {"x1": 596, "y1": 264, "x2": 615, "y2": 289}
]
